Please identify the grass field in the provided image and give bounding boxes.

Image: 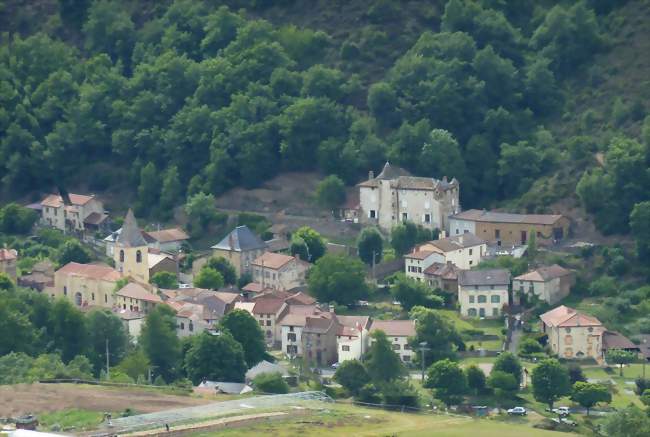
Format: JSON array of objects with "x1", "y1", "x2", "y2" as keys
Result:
[
  {"x1": 190, "y1": 403, "x2": 576, "y2": 437},
  {"x1": 38, "y1": 409, "x2": 106, "y2": 432}
]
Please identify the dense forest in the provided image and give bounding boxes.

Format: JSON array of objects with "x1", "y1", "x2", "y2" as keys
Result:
[{"x1": 0, "y1": 0, "x2": 649, "y2": 236}]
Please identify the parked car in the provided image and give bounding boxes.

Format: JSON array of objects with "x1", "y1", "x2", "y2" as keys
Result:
[
  {"x1": 551, "y1": 418, "x2": 577, "y2": 427},
  {"x1": 179, "y1": 283, "x2": 192, "y2": 289},
  {"x1": 507, "y1": 407, "x2": 527, "y2": 416},
  {"x1": 331, "y1": 362, "x2": 340, "y2": 369},
  {"x1": 551, "y1": 406, "x2": 571, "y2": 416}
]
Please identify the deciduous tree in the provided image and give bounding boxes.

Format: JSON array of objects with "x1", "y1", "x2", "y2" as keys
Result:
[
  {"x1": 425, "y1": 359, "x2": 467, "y2": 406},
  {"x1": 531, "y1": 358, "x2": 571, "y2": 410},
  {"x1": 571, "y1": 381, "x2": 611, "y2": 415},
  {"x1": 220, "y1": 309, "x2": 266, "y2": 367},
  {"x1": 307, "y1": 253, "x2": 368, "y2": 306}
]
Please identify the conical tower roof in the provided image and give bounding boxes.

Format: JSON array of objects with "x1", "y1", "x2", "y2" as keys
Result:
[{"x1": 116, "y1": 209, "x2": 147, "y2": 248}]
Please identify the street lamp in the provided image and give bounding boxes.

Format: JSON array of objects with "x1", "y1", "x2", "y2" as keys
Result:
[{"x1": 419, "y1": 341, "x2": 430, "y2": 382}]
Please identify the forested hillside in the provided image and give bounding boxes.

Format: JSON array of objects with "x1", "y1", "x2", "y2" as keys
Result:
[{"x1": 1, "y1": 0, "x2": 649, "y2": 238}]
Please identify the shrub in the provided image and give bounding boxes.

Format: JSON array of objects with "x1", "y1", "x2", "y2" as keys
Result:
[{"x1": 252, "y1": 372, "x2": 289, "y2": 394}]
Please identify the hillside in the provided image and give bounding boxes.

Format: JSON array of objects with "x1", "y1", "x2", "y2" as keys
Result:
[{"x1": 0, "y1": 0, "x2": 648, "y2": 243}]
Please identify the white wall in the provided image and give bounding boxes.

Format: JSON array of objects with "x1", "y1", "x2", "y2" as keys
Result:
[
  {"x1": 337, "y1": 330, "x2": 370, "y2": 362},
  {"x1": 281, "y1": 325, "x2": 304, "y2": 357},
  {"x1": 459, "y1": 284, "x2": 509, "y2": 318},
  {"x1": 449, "y1": 218, "x2": 475, "y2": 236}
]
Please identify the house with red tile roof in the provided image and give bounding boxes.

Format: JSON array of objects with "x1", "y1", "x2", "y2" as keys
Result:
[
  {"x1": 369, "y1": 319, "x2": 417, "y2": 363},
  {"x1": 251, "y1": 252, "x2": 310, "y2": 291},
  {"x1": 40, "y1": 193, "x2": 107, "y2": 234},
  {"x1": 0, "y1": 248, "x2": 18, "y2": 279},
  {"x1": 336, "y1": 315, "x2": 371, "y2": 362},
  {"x1": 115, "y1": 282, "x2": 162, "y2": 314},
  {"x1": 540, "y1": 305, "x2": 605, "y2": 361},
  {"x1": 54, "y1": 262, "x2": 122, "y2": 308},
  {"x1": 513, "y1": 264, "x2": 575, "y2": 305}
]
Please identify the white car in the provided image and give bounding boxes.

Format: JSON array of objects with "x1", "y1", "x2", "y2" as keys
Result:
[
  {"x1": 331, "y1": 362, "x2": 340, "y2": 369},
  {"x1": 507, "y1": 407, "x2": 527, "y2": 416},
  {"x1": 552, "y1": 406, "x2": 570, "y2": 416},
  {"x1": 179, "y1": 283, "x2": 192, "y2": 289}
]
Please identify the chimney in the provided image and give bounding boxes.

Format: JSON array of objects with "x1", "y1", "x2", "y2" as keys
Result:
[
  {"x1": 446, "y1": 260, "x2": 452, "y2": 267},
  {"x1": 442, "y1": 176, "x2": 448, "y2": 183},
  {"x1": 368, "y1": 170, "x2": 374, "y2": 180}
]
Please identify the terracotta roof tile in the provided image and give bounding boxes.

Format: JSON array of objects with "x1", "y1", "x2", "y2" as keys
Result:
[
  {"x1": 117, "y1": 282, "x2": 162, "y2": 303},
  {"x1": 57, "y1": 262, "x2": 121, "y2": 282},
  {"x1": 452, "y1": 209, "x2": 564, "y2": 226},
  {"x1": 369, "y1": 319, "x2": 416, "y2": 337},
  {"x1": 144, "y1": 228, "x2": 189, "y2": 243},
  {"x1": 251, "y1": 252, "x2": 296, "y2": 270},
  {"x1": 540, "y1": 305, "x2": 603, "y2": 328},
  {"x1": 515, "y1": 265, "x2": 573, "y2": 282},
  {"x1": 0, "y1": 248, "x2": 17, "y2": 261}
]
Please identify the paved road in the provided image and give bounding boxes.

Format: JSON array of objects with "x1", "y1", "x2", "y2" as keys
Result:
[{"x1": 508, "y1": 318, "x2": 524, "y2": 354}]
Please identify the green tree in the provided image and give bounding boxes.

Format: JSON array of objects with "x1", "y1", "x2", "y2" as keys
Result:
[
  {"x1": 57, "y1": 240, "x2": 91, "y2": 265},
  {"x1": 391, "y1": 275, "x2": 443, "y2": 312},
  {"x1": 86, "y1": 309, "x2": 129, "y2": 375},
  {"x1": 465, "y1": 364, "x2": 486, "y2": 395},
  {"x1": 418, "y1": 129, "x2": 466, "y2": 183},
  {"x1": 185, "y1": 192, "x2": 219, "y2": 237},
  {"x1": 571, "y1": 381, "x2": 611, "y2": 415},
  {"x1": 390, "y1": 222, "x2": 418, "y2": 256},
  {"x1": 630, "y1": 201, "x2": 650, "y2": 259},
  {"x1": 567, "y1": 363, "x2": 587, "y2": 385},
  {"x1": 140, "y1": 305, "x2": 181, "y2": 382},
  {"x1": 48, "y1": 298, "x2": 88, "y2": 362},
  {"x1": 518, "y1": 338, "x2": 544, "y2": 355},
  {"x1": 160, "y1": 165, "x2": 182, "y2": 216},
  {"x1": 252, "y1": 372, "x2": 289, "y2": 394},
  {"x1": 368, "y1": 82, "x2": 399, "y2": 126},
  {"x1": 493, "y1": 352, "x2": 523, "y2": 383},
  {"x1": 204, "y1": 257, "x2": 237, "y2": 285},
  {"x1": 0, "y1": 203, "x2": 38, "y2": 234},
  {"x1": 220, "y1": 309, "x2": 266, "y2": 367},
  {"x1": 531, "y1": 358, "x2": 571, "y2": 410},
  {"x1": 606, "y1": 350, "x2": 636, "y2": 377},
  {"x1": 307, "y1": 253, "x2": 368, "y2": 306},
  {"x1": 365, "y1": 330, "x2": 405, "y2": 383},
  {"x1": 603, "y1": 405, "x2": 650, "y2": 437},
  {"x1": 315, "y1": 175, "x2": 346, "y2": 210},
  {"x1": 0, "y1": 297, "x2": 36, "y2": 355},
  {"x1": 116, "y1": 349, "x2": 151, "y2": 382},
  {"x1": 425, "y1": 359, "x2": 467, "y2": 407},
  {"x1": 184, "y1": 330, "x2": 247, "y2": 384},
  {"x1": 410, "y1": 306, "x2": 460, "y2": 365},
  {"x1": 137, "y1": 162, "x2": 160, "y2": 216},
  {"x1": 290, "y1": 226, "x2": 326, "y2": 262},
  {"x1": 194, "y1": 267, "x2": 224, "y2": 290},
  {"x1": 65, "y1": 355, "x2": 94, "y2": 379},
  {"x1": 150, "y1": 271, "x2": 178, "y2": 289},
  {"x1": 0, "y1": 352, "x2": 35, "y2": 384},
  {"x1": 487, "y1": 370, "x2": 519, "y2": 409},
  {"x1": 0, "y1": 273, "x2": 14, "y2": 292},
  {"x1": 334, "y1": 359, "x2": 371, "y2": 397},
  {"x1": 357, "y1": 228, "x2": 383, "y2": 266},
  {"x1": 83, "y1": 0, "x2": 135, "y2": 65}
]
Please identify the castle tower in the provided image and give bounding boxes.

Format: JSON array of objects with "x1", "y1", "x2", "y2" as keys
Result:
[{"x1": 114, "y1": 209, "x2": 149, "y2": 282}]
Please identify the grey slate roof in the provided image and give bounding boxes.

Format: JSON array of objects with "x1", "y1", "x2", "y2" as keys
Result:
[
  {"x1": 452, "y1": 209, "x2": 564, "y2": 225},
  {"x1": 458, "y1": 269, "x2": 511, "y2": 286},
  {"x1": 376, "y1": 162, "x2": 411, "y2": 180},
  {"x1": 211, "y1": 226, "x2": 267, "y2": 252},
  {"x1": 116, "y1": 209, "x2": 147, "y2": 248}
]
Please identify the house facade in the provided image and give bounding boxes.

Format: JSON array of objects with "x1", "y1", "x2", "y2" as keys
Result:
[
  {"x1": 251, "y1": 252, "x2": 310, "y2": 291},
  {"x1": 143, "y1": 228, "x2": 190, "y2": 252},
  {"x1": 0, "y1": 248, "x2": 18, "y2": 280},
  {"x1": 424, "y1": 261, "x2": 461, "y2": 297},
  {"x1": 513, "y1": 264, "x2": 575, "y2": 305},
  {"x1": 358, "y1": 162, "x2": 460, "y2": 233},
  {"x1": 40, "y1": 193, "x2": 107, "y2": 234},
  {"x1": 54, "y1": 262, "x2": 122, "y2": 308},
  {"x1": 336, "y1": 316, "x2": 371, "y2": 362},
  {"x1": 115, "y1": 282, "x2": 162, "y2": 314},
  {"x1": 458, "y1": 269, "x2": 511, "y2": 318},
  {"x1": 210, "y1": 226, "x2": 267, "y2": 276},
  {"x1": 540, "y1": 305, "x2": 605, "y2": 361},
  {"x1": 413, "y1": 233, "x2": 486, "y2": 270},
  {"x1": 369, "y1": 319, "x2": 416, "y2": 363},
  {"x1": 449, "y1": 209, "x2": 570, "y2": 246}
]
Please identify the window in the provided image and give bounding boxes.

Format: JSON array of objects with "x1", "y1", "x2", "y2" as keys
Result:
[
  {"x1": 404, "y1": 344, "x2": 411, "y2": 350},
  {"x1": 492, "y1": 308, "x2": 499, "y2": 316},
  {"x1": 119, "y1": 250, "x2": 124, "y2": 263},
  {"x1": 369, "y1": 210, "x2": 376, "y2": 219},
  {"x1": 424, "y1": 214, "x2": 431, "y2": 223},
  {"x1": 469, "y1": 249, "x2": 473, "y2": 256},
  {"x1": 342, "y1": 345, "x2": 350, "y2": 351},
  {"x1": 477, "y1": 295, "x2": 487, "y2": 303},
  {"x1": 259, "y1": 320, "x2": 264, "y2": 326},
  {"x1": 564, "y1": 335, "x2": 573, "y2": 345},
  {"x1": 180, "y1": 322, "x2": 185, "y2": 330},
  {"x1": 474, "y1": 285, "x2": 479, "y2": 290},
  {"x1": 266, "y1": 320, "x2": 271, "y2": 326},
  {"x1": 392, "y1": 344, "x2": 401, "y2": 350},
  {"x1": 136, "y1": 250, "x2": 142, "y2": 263},
  {"x1": 469, "y1": 295, "x2": 475, "y2": 303},
  {"x1": 495, "y1": 229, "x2": 500, "y2": 239},
  {"x1": 402, "y1": 212, "x2": 408, "y2": 222},
  {"x1": 189, "y1": 321, "x2": 194, "y2": 332},
  {"x1": 565, "y1": 328, "x2": 571, "y2": 333},
  {"x1": 289, "y1": 326, "x2": 294, "y2": 332},
  {"x1": 403, "y1": 355, "x2": 411, "y2": 362},
  {"x1": 105, "y1": 295, "x2": 108, "y2": 303},
  {"x1": 267, "y1": 330, "x2": 272, "y2": 337},
  {"x1": 469, "y1": 260, "x2": 473, "y2": 266},
  {"x1": 468, "y1": 308, "x2": 477, "y2": 317},
  {"x1": 63, "y1": 286, "x2": 67, "y2": 296},
  {"x1": 91, "y1": 292, "x2": 95, "y2": 301},
  {"x1": 288, "y1": 333, "x2": 297, "y2": 342},
  {"x1": 74, "y1": 292, "x2": 82, "y2": 306},
  {"x1": 490, "y1": 295, "x2": 500, "y2": 303}
]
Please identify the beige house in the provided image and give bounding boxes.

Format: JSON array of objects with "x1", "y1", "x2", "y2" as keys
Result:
[
  {"x1": 449, "y1": 209, "x2": 570, "y2": 246},
  {"x1": 415, "y1": 233, "x2": 486, "y2": 270},
  {"x1": 40, "y1": 193, "x2": 107, "y2": 234},
  {"x1": 115, "y1": 310, "x2": 145, "y2": 341},
  {"x1": 210, "y1": 226, "x2": 267, "y2": 276},
  {"x1": 302, "y1": 313, "x2": 341, "y2": 366},
  {"x1": 279, "y1": 305, "x2": 326, "y2": 358},
  {"x1": 251, "y1": 252, "x2": 310, "y2": 291},
  {"x1": 369, "y1": 319, "x2": 416, "y2": 363},
  {"x1": 358, "y1": 162, "x2": 460, "y2": 233},
  {"x1": 513, "y1": 264, "x2": 575, "y2": 305},
  {"x1": 0, "y1": 248, "x2": 18, "y2": 280},
  {"x1": 115, "y1": 282, "x2": 162, "y2": 314},
  {"x1": 148, "y1": 252, "x2": 177, "y2": 278},
  {"x1": 143, "y1": 228, "x2": 190, "y2": 252},
  {"x1": 540, "y1": 305, "x2": 605, "y2": 361},
  {"x1": 458, "y1": 269, "x2": 510, "y2": 318},
  {"x1": 424, "y1": 261, "x2": 461, "y2": 298},
  {"x1": 54, "y1": 262, "x2": 122, "y2": 308},
  {"x1": 113, "y1": 209, "x2": 150, "y2": 283}
]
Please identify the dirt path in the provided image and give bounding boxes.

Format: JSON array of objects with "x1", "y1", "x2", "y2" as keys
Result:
[{"x1": 0, "y1": 383, "x2": 211, "y2": 417}]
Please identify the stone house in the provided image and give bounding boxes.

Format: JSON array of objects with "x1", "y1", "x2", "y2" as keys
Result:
[
  {"x1": 115, "y1": 282, "x2": 162, "y2": 314},
  {"x1": 449, "y1": 209, "x2": 570, "y2": 246},
  {"x1": 54, "y1": 262, "x2": 122, "y2": 308},
  {"x1": 18, "y1": 260, "x2": 55, "y2": 293},
  {"x1": 210, "y1": 226, "x2": 267, "y2": 276},
  {"x1": 115, "y1": 310, "x2": 145, "y2": 341},
  {"x1": 0, "y1": 248, "x2": 18, "y2": 280},
  {"x1": 251, "y1": 252, "x2": 310, "y2": 291},
  {"x1": 369, "y1": 319, "x2": 417, "y2": 363},
  {"x1": 301, "y1": 313, "x2": 341, "y2": 366},
  {"x1": 540, "y1": 305, "x2": 605, "y2": 361},
  {"x1": 40, "y1": 193, "x2": 107, "y2": 234},
  {"x1": 458, "y1": 269, "x2": 511, "y2": 318},
  {"x1": 358, "y1": 162, "x2": 460, "y2": 233},
  {"x1": 513, "y1": 264, "x2": 575, "y2": 305},
  {"x1": 279, "y1": 305, "x2": 327, "y2": 358},
  {"x1": 148, "y1": 252, "x2": 177, "y2": 278},
  {"x1": 336, "y1": 315, "x2": 371, "y2": 363},
  {"x1": 143, "y1": 228, "x2": 190, "y2": 252},
  {"x1": 423, "y1": 261, "x2": 461, "y2": 299}
]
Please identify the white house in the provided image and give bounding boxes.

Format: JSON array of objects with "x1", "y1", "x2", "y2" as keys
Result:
[
  {"x1": 369, "y1": 319, "x2": 416, "y2": 363},
  {"x1": 458, "y1": 269, "x2": 511, "y2": 318},
  {"x1": 336, "y1": 315, "x2": 371, "y2": 362},
  {"x1": 358, "y1": 162, "x2": 460, "y2": 233},
  {"x1": 40, "y1": 193, "x2": 107, "y2": 234},
  {"x1": 404, "y1": 250, "x2": 435, "y2": 282},
  {"x1": 412, "y1": 233, "x2": 486, "y2": 270}
]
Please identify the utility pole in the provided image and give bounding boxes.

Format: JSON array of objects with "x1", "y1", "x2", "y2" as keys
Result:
[
  {"x1": 419, "y1": 341, "x2": 430, "y2": 382},
  {"x1": 372, "y1": 251, "x2": 377, "y2": 281},
  {"x1": 105, "y1": 338, "x2": 110, "y2": 380}
]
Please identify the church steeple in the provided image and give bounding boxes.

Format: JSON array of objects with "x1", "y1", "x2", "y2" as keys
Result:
[
  {"x1": 114, "y1": 209, "x2": 149, "y2": 282},
  {"x1": 117, "y1": 209, "x2": 147, "y2": 247}
]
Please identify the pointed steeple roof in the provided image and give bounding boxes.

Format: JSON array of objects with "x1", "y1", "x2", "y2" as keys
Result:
[
  {"x1": 376, "y1": 161, "x2": 411, "y2": 180},
  {"x1": 116, "y1": 209, "x2": 147, "y2": 248}
]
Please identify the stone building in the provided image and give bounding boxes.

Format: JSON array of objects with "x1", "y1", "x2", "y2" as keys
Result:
[
  {"x1": 0, "y1": 248, "x2": 18, "y2": 280},
  {"x1": 113, "y1": 209, "x2": 149, "y2": 283},
  {"x1": 40, "y1": 193, "x2": 107, "y2": 234},
  {"x1": 251, "y1": 252, "x2": 310, "y2": 291},
  {"x1": 358, "y1": 162, "x2": 460, "y2": 233},
  {"x1": 458, "y1": 269, "x2": 511, "y2": 318},
  {"x1": 54, "y1": 262, "x2": 121, "y2": 308},
  {"x1": 209, "y1": 226, "x2": 267, "y2": 276},
  {"x1": 513, "y1": 264, "x2": 575, "y2": 305},
  {"x1": 540, "y1": 305, "x2": 605, "y2": 361}
]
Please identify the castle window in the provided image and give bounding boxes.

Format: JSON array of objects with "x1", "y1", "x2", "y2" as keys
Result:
[
  {"x1": 119, "y1": 250, "x2": 125, "y2": 262},
  {"x1": 136, "y1": 250, "x2": 142, "y2": 263},
  {"x1": 369, "y1": 210, "x2": 376, "y2": 219},
  {"x1": 424, "y1": 214, "x2": 431, "y2": 223},
  {"x1": 477, "y1": 295, "x2": 487, "y2": 303}
]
